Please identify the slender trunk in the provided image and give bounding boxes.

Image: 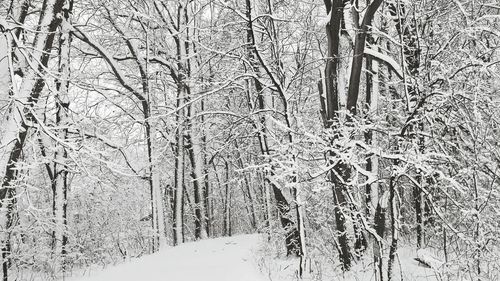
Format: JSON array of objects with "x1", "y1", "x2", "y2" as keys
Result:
[
  {"x1": 223, "y1": 160, "x2": 231, "y2": 236},
  {"x1": 0, "y1": 188, "x2": 14, "y2": 281},
  {"x1": 322, "y1": 1, "x2": 353, "y2": 270},
  {"x1": 413, "y1": 175, "x2": 423, "y2": 248},
  {"x1": 238, "y1": 179, "x2": 253, "y2": 230},
  {"x1": 212, "y1": 161, "x2": 224, "y2": 237},
  {"x1": 171, "y1": 1, "x2": 192, "y2": 245},
  {"x1": 235, "y1": 140, "x2": 257, "y2": 230},
  {"x1": 174, "y1": 134, "x2": 185, "y2": 245},
  {"x1": 243, "y1": 176, "x2": 257, "y2": 231},
  {"x1": 145, "y1": 120, "x2": 159, "y2": 252},
  {"x1": 389, "y1": 1, "x2": 425, "y2": 249},
  {"x1": 387, "y1": 174, "x2": 399, "y2": 281},
  {"x1": 203, "y1": 155, "x2": 210, "y2": 237},
  {"x1": 443, "y1": 189, "x2": 448, "y2": 263},
  {"x1": 191, "y1": 84, "x2": 209, "y2": 239},
  {"x1": 201, "y1": 99, "x2": 210, "y2": 237},
  {"x1": 387, "y1": 71, "x2": 401, "y2": 281},
  {"x1": 264, "y1": 180, "x2": 272, "y2": 240},
  {"x1": 0, "y1": 1, "x2": 66, "y2": 279},
  {"x1": 152, "y1": 170, "x2": 166, "y2": 248},
  {"x1": 366, "y1": 29, "x2": 383, "y2": 279},
  {"x1": 295, "y1": 188, "x2": 307, "y2": 277},
  {"x1": 473, "y1": 171, "x2": 481, "y2": 275},
  {"x1": 193, "y1": 136, "x2": 207, "y2": 239},
  {"x1": 203, "y1": 168, "x2": 210, "y2": 237},
  {"x1": 323, "y1": 0, "x2": 343, "y2": 124},
  {"x1": 373, "y1": 193, "x2": 387, "y2": 281},
  {"x1": 266, "y1": 0, "x2": 305, "y2": 259},
  {"x1": 52, "y1": 1, "x2": 73, "y2": 273},
  {"x1": 346, "y1": 0, "x2": 383, "y2": 115},
  {"x1": 329, "y1": 167, "x2": 352, "y2": 270},
  {"x1": 173, "y1": 94, "x2": 185, "y2": 245},
  {"x1": 11, "y1": 1, "x2": 30, "y2": 42},
  {"x1": 244, "y1": 0, "x2": 300, "y2": 255},
  {"x1": 178, "y1": 1, "x2": 207, "y2": 241},
  {"x1": 364, "y1": 32, "x2": 380, "y2": 217},
  {"x1": 186, "y1": 131, "x2": 207, "y2": 240},
  {"x1": 246, "y1": 178, "x2": 257, "y2": 230}
]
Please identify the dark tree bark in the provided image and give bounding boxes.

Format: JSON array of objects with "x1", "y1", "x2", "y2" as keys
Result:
[
  {"x1": 172, "y1": 86, "x2": 186, "y2": 246},
  {"x1": 387, "y1": 173, "x2": 399, "y2": 281},
  {"x1": 222, "y1": 160, "x2": 232, "y2": 236},
  {"x1": 347, "y1": 0, "x2": 384, "y2": 115},
  {"x1": 244, "y1": 0, "x2": 301, "y2": 256},
  {"x1": 373, "y1": 195, "x2": 387, "y2": 281},
  {"x1": 0, "y1": 0, "x2": 67, "y2": 279},
  {"x1": 235, "y1": 140, "x2": 257, "y2": 231},
  {"x1": 51, "y1": 0, "x2": 73, "y2": 272},
  {"x1": 185, "y1": 133, "x2": 205, "y2": 240},
  {"x1": 201, "y1": 99, "x2": 211, "y2": 237},
  {"x1": 203, "y1": 164, "x2": 211, "y2": 237},
  {"x1": 322, "y1": 0, "x2": 384, "y2": 270},
  {"x1": 364, "y1": 31, "x2": 378, "y2": 218},
  {"x1": 389, "y1": 1, "x2": 426, "y2": 249},
  {"x1": 322, "y1": 0, "x2": 353, "y2": 270},
  {"x1": 323, "y1": 0, "x2": 343, "y2": 125}
]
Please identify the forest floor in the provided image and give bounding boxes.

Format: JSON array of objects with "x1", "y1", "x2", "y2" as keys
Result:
[
  {"x1": 256, "y1": 236, "x2": 442, "y2": 281},
  {"x1": 67, "y1": 234, "x2": 267, "y2": 281},
  {"x1": 60, "y1": 234, "x2": 443, "y2": 281}
]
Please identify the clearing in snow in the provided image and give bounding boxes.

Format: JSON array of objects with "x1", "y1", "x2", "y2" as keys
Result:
[{"x1": 68, "y1": 234, "x2": 267, "y2": 281}]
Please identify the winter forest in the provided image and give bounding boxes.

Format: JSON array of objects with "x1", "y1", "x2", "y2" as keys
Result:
[{"x1": 0, "y1": 0, "x2": 499, "y2": 280}]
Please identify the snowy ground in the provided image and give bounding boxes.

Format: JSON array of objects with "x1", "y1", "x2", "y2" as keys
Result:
[
  {"x1": 56, "y1": 234, "x2": 446, "y2": 281},
  {"x1": 255, "y1": 238, "x2": 441, "y2": 281},
  {"x1": 68, "y1": 234, "x2": 267, "y2": 281}
]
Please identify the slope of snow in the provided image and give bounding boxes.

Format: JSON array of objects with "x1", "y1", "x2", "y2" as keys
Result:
[
  {"x1": 256, "y1": 242, "x2": 441, "y2": 281},
  {"x1": 69, "y1": 234, "x2": 266, "y2": 281}
]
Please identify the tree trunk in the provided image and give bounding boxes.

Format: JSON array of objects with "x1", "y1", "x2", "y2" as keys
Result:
[
  {"x1": 321, "y1": 0, "x2": 384, "y2": 270},
  {"x1": 185, "y1": 129, "x2": 208, "y2": 240},
  {"x1": 323, "y1": 0, "x2": 343, "y2": 124},
  {"x1": 389, "y1": 1, "x2": 425, "y2": 249},
  {"x1": 244, "y1": 0, "x2": 301, "y2": 256},
  {"x1": 200, "y1": 96, "x2": 211, "y2": 237},
  {"x1": 364, "y1": 32, "x2": 380, "y2": 217},
  {"x1": 329, "y1": 165, "x2": 352, "y2": 270},
  {"x1": 322, "y1": 0, "x2": 354, "y2": 270},
  {"x1": 295, "y1": 188, "x2": 307, "y2": 277},
  {"x1": 202, "y1": 147, "x2": 210, "y2": 237},
  {"x1": 223, "y1": 160, "x2": 231, "y2": 236},
  {"x1": 365, "y1": 26, "x2": 384, "y2": 280},
  {"x1": 0, "y1": 1, "x2": 66, "y2": 279},
  {"x1": 264, "y1": 179, "x2": 272, "y2": 240},
  {"x1": 387, "y1": 174, "x2": 399, "y2": 281},
  {"x1": 52, "y1": 0, "x2": 73, "y2": 273},
  {"x1": 173, "y1": 98, "x2": 185, "y2": 246},
  {"x1": 373, "y1": 193, "x2": 387, "y2": 281},
  {"x1": 346, "y1": 0, "x2": 383, "y2": 115},
  {"x1": 172, "y1": 3, "x2": 190, "y2": 243},
  {"x1": 235, "y1": 140, "x2": 257, "y2": 230}
]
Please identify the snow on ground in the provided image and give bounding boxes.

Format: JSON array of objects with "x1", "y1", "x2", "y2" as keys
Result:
[
  {"x1": 62, "y1": 234, "x2": 444, "y2": 281},
  {"x1": 68, "y1": 234, "x2": 267, "y2": 281},
  {"x1": 255, "y1": 241, "x2": 441, "y2": 281}
]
